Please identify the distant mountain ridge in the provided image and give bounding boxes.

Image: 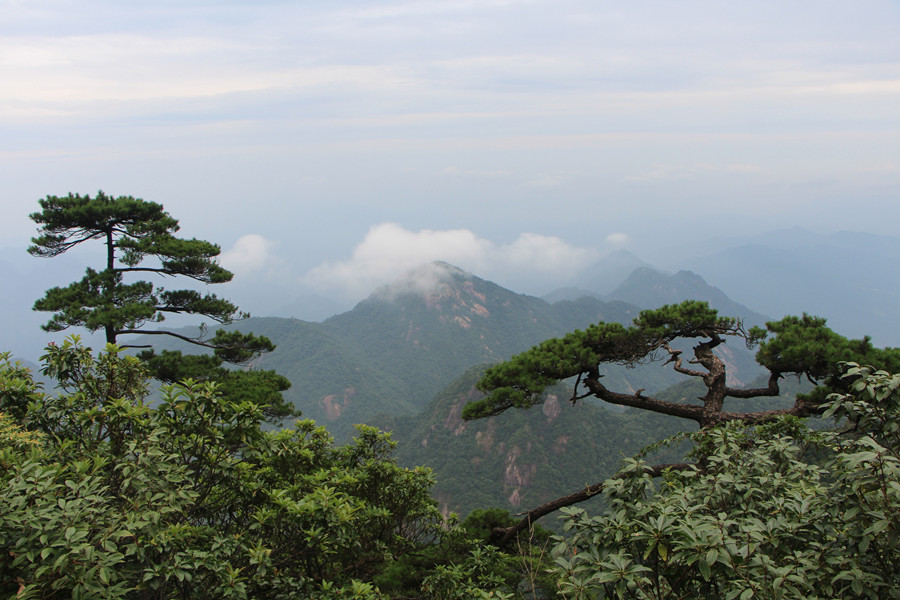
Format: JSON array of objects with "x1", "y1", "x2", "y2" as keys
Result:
[
  {"x1": 546, "y1": 262, "x2": 768, "y2": 328},
  {"x1": 605, "y1": 267, "x2": 768, "y2": 327},
  {"x1": 8, "y1": 227, "x2": 899, "y2": 363},
  {"x1": 542, "y1": 228, "x2": 900, "y2": 346},
  {"x1": 676, "y1": 230, "x2": 900, "y2": 345},
  {"x1": 574, "y1": 249, "x2": 656, "y2": 295},
  {"x1": 242, "y1": 262, "x2": 647, "y2": 438},
  {"x1": 219, "y1": 261, "x2": 763, "y2": 439}
]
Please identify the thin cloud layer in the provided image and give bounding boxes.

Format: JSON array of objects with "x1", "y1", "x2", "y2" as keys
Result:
[
  {"x1": 2, "y1": 0, "x2": 899, "y2": 253},
  {"x1": 303, "y1": 223, "x2": 599, "y2": 301}
]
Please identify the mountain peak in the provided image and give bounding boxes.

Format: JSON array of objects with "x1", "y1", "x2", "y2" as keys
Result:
[
  {"x1": 575, "y1": 251, "x2": 660, "y2": 296},
  {"x1": 369, "y1": 261, "x2": 472, "y2": 302},
  {"x1": 608, "y1": 267, "x2": 766, "y2": 326}
]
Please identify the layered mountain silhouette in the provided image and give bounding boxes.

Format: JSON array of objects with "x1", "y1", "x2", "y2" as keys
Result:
[
  {"x1": 543, "y1": 249, "x2": 653, "y2": 303},
  {"x1": 548, "y1": 256, "x2": 767, "y2": 328},
  {"x1": 605, "y1": 267, "x2": 768, "y2": 327},
  {"x1": 677, "y1": 230, "x2": 900, "y2": 346}
]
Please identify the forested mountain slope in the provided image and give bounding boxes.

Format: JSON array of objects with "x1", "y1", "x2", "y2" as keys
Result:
[
  {"x1": 241, "y1": 263, "x2": 648, "y2": 438},
  {"x1": 386, "y1": 367, "x2": 688, "y2": 519},
  {"x1": 238, "y1": 263, "x2": 762, "y2": 438},
  {"x1": 385, "y1": 367, "x2": 812, "y2": 520},
  {"x1": 138, "y1": 262, "x2": 766, "y2": 442}
]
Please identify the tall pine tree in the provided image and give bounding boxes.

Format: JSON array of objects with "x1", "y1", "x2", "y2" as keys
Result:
[{"x1": 29, "y1": 191, "x2": 294, "y2": 419}]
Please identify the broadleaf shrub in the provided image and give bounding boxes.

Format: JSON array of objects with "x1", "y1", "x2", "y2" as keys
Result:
[
  {"x1": 552, "y1": 363, "x2": 900, "y2": 600},
  {"x1": 1, "y1": 340, "x2": 496, "y2": 599}
]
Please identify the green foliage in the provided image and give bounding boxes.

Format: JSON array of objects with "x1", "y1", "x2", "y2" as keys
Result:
[
  {"x1": 468, "y1": 301, "x2": 900, "y2": 422},
  {"x1": 420, "y1": 546, "x2": 515, "y2": 600},
  {"x1": 371, "y1": 521, "x2": 524, "y2": 600},
  {"x1": 629, "y1": 300, "x2": 738, "y2": 338},
  {"x1": 0, "y1": 339, "x2": 466, "y2": 599},
  {"x1": 461, "y1": 509, "x2": 561, "y2": 600},
  {"x1": 138, "y1": 349, "x2": 295, "y2": 420},
  {"x1": 463, "y1": 508, "x2": 528, "y2": 544},
  {"x1": 755, "y1": 314, "x2": 900, "y2": 404},
  {"x1": 551, "y1": 363, "x2": 900, "y2": 599},
  {"x1": 466, "y1": 301, "x2": 749, "y2": 420},
  {"x1": 0, "y1": 355, "x2": 46, "y2": 422},
  {"x1": 28, "y1": 191, "x2": 291, "y2": 420},
  {"x1": 824, "y1": 363, "x2": 900, "y2": 449},
  {"x1": 30, "y1": 192, "x2": 240, "y2": 339},
  {"x1": 29, "y1": 191, "x2": 225, "y2": 280}
]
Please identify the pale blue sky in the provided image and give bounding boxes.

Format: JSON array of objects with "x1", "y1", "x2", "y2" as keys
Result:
[{"x1": 2, "y1": 0, "x2": 899, "y2": 308}]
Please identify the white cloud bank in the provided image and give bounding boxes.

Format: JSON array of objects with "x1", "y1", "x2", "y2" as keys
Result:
[
  {"x1": 220, "y1": 234, "x2": 276, "y2": 277},
  {"x1": 303, "y1": 223, "x2": 599, "y2": 301}
]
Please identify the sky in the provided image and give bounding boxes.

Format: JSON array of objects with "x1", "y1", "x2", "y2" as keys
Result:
[{"x1": 2, "y1": 0, "x2": 899, "y2": 324}]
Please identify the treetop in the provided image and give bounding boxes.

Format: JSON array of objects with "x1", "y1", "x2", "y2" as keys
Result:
[
  {"x1": 27, "y1": 191, "x2": 274, "y2": 365},
  {"x1": 29, "y1": 191, "x2": 178, "y2": 258}
]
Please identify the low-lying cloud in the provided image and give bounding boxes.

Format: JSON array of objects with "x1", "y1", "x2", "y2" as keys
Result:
[
  {"x1": 604, "y1": 232, "x2": 631, "y2": 248},
  {"x1": 303, "y1": 223, "x2": 599, "y2": 301}
]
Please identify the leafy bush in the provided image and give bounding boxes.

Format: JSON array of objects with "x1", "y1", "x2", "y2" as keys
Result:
[
  {"x1": 0, "y1": 339, "x2": 478, "y2": 599},
  {"x1": 551, "y1": 363, "x2": 900, "y2": 599}
]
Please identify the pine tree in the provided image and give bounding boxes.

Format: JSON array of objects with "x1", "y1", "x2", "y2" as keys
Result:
[
  {"x1": 465, "y1": 300, "x2": 900, "y2": 544},
  {"x1": 29, "y1": 191, "x2": 294, "y2": 419}
]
